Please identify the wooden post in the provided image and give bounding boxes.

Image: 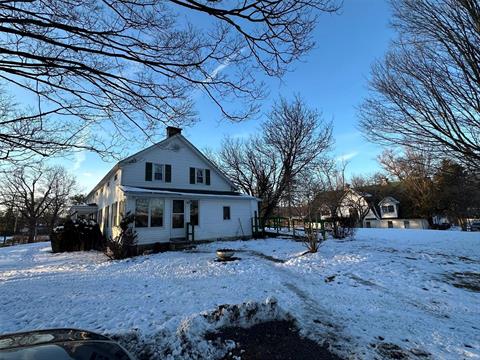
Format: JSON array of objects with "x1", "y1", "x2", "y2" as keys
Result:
[{"x1": 253, "y1": 212, "x2": 257, "y2": 238}]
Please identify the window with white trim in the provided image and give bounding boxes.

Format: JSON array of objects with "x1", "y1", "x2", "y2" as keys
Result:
[
  {"x1": 135, "y1": 198, "x2": 165, "y2": 228},
  {"x1": 196, "y1": 169, "x2": 204, "y2": 183},
  {"x1": 154, "y1": 164, "x2": 164, "y2": 181},
  {"x1": 150, "y1": 199, "x2": 164, "y2": 227},
  {"x1": 135, "y1": 199, "x2": 149, "y2": 228},
  {"x1": 190, "y1": 167, "x2": 211, "y2": 185},
  {"x1": 381, "y1": 205, "x2": 395, "y2": 213},
  {"x1": 223, "y1": 206, "x2": 231, "y2": 220}
]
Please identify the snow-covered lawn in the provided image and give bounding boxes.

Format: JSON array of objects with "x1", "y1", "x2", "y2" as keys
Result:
[{"x1": 0, "y1": 229, "x2": 478, "y2": 359}]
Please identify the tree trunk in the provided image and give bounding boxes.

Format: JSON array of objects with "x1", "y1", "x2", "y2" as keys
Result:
[{"x1": 28, "y1": 219, "x2": 36, "y2": 243}]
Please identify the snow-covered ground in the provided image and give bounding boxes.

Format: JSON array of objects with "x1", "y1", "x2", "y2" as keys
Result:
[{"x1": 0, "y1": 229, "x2": 479, "y2": 359}]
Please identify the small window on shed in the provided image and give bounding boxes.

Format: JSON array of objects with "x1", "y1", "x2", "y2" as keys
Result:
[
  {"x1": 366, "y1": 221, "x2": 371, "y2": 228},
  {"x1": 388, "y1": 221, "x2": 393, "y2": 228},
  {"x1": 223, "y1": 206, "x2": 231, "y2": 220},
  {"x1": 404, "y1": 220, "x2": 410, "y2": 229}
]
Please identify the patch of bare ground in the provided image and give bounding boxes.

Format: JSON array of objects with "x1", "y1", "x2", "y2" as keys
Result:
[
  {"x1": 444, "y1": 272, "x2": 480, "y2": 292},
  {"x1": 373, "y1": 342, "x2": 431, "y2": 359},
  {"x1": 206, "y1": 320, "x2": 343, "y2": 360}
]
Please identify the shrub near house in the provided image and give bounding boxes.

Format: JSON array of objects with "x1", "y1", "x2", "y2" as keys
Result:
[{"x1": 51, "y1": 219, "x2": 104, "y2": 253}]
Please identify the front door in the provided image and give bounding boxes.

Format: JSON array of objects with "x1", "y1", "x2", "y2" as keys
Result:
[{"x1": 171, "y1": 199, "x2": 185, "y2": 239}]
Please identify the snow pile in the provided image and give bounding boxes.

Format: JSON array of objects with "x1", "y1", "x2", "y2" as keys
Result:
[{"x1": 112, "y1": 297, "x2": 291, "y2": 359}]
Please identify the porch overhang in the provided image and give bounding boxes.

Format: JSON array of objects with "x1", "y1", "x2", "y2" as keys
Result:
[
  {"x1": 120, "y1": 186, "x2": 260, "y2": 201},
  {"x1": 69, "y1": 204, "x2": 98, "y2": 219}
]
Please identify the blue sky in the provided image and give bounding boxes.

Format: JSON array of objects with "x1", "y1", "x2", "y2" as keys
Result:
[{"x1": 60, "y1": 0, "x2": 395, "y2": 193}]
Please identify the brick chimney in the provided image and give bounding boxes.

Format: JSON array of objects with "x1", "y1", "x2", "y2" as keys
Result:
[{"x1": 166, "y1": 126, "x2": 182, "y2": 138}]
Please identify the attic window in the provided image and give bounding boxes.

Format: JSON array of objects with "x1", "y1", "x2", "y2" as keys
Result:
[
  {"x1": 196, "y1": 169, "x2": 203, "y2": 183},
  {"x1": 145, "y1": 162, "x2": 171, "y2": 182},
  {"x1": 190, "y1": 168, "x2": 211, "y2": 185},
  {"x1": 114, "y1": 173, "x2": 118, "y2": 181},
  {"x1": 154, "y1": 164, "x2": 164, "y2": 181}
]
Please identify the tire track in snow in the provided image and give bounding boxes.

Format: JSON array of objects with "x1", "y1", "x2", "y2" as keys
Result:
[{"x1": 244, "y1": 249, "x2": 352, "y2": 355}]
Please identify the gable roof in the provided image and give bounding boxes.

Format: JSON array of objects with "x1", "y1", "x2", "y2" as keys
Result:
[
  {"x1": 86, "y1": 133, "x2": 236, "y2": 200},
  {"x1": 379, "y1": 196, "x2": 400, "y2": 206}
]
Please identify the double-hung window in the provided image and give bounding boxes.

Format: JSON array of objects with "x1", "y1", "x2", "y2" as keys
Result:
[
  {"x1": 154, "y1": 164, "x2": 164, "y2": 181},
  {"x1": 196, "y1": 169, "x2": 204, "y2": 183},
  {"x1": 190, "y1": 167, "x2": 211, "y2": 185},
  {"x1": 145, "y1": 162, "x2": 171, "y2": 182}
]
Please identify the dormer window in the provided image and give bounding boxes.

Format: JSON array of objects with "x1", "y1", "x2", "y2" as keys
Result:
[{"x1": 381, "y1": 205, "x2": 395, "y2": 213}]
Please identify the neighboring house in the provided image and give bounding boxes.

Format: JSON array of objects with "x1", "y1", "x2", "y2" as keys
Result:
[
  {"x1": 363, "y1": 196, "x2": 428, "y2": 229},
  {"x1": 71, "y1": 127, "x2": 260, "y2": 248},
  {"x1": 337, "y1": 189, "x2": 372, "y2": 221},
  {"x1": 318, "y1": 189, "x2": 373, "y2": 224},
  {"x1": 316, "y1": 188, "x2": 429, "y2": 229}
]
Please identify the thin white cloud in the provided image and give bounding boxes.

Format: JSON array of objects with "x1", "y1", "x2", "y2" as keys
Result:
[
  {"x1": 82, "y1": 172, "x2": 93, "y2": 177},
  {"x1": 210, "y1": 63, "x2": 229, "y2": 79},
  {"x1": 204, "y1": 48, "x2": 246, "y2": 83},
  {"x1": 336, "y1": 151, "x2": 359, "y2": 162},
  {"x1": 73, "y1": 151, "x2": 86, "y2": 171}
]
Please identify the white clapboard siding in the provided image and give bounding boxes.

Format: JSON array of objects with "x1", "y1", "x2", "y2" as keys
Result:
[
  {"x1": 128, "y1": 197, "x2": 257, "y2": 245},
  {"x1": 121, "y1": 136, "x2": 232, "y2": 191}
]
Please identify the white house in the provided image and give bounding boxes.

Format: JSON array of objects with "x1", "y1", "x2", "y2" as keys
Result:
[
  {"x1": 74, "y1": 127, "x2": 260, "y2": 248},
  {"x1": 338, "y1": 189, "x2": 373, "y2": 220},
  {"x1": 363, "y1": 196, "x2": 429, "y2": 229}
]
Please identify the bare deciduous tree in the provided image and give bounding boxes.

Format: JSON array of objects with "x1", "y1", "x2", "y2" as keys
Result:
[
  {"x1": 378, "y1": 148, "x2": 435, "y2": 220},
  {"x1": 42, "y1": 166, "x2": 76, "y2": 233},
  {"x1": 218, "y1": 96, "x2": 333, "y2": 219},
  {"x1": 433, "y1": 159, "x2": 480, "y2": 229},
  {"x1": 313, "y1": 159, "x2": 357, "y2": 238},
  {"x1": 0, "y1": 165, "x2": 76, "y2": 242},
  {"x1": 359, "y1": 0, "x2": 480, "y2": 170},
  {"x1": 0, "y1": 0, "x2": 339, "y2": 162}
]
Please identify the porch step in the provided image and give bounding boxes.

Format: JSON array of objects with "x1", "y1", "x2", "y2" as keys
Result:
[{"x1": 169, "y1": 241, "x2": 194, "y2": 251}]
